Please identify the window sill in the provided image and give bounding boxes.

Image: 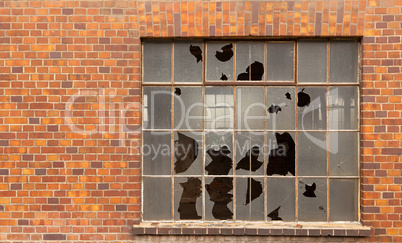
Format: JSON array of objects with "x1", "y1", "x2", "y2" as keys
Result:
[{"x1": 132, "y1": 222, "x2": 371, "y2": 237}]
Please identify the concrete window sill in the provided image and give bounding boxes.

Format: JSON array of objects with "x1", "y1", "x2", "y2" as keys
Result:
[{"x1": 132, "y1": 222, "x2": 371, "y2": 237}]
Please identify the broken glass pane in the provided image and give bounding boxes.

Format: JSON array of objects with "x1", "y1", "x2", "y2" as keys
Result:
[
  {"x1": 235, "y1": 87, "x2": 265, "y2": 130},
  {"x1": 329, "y1": 40, "x2": 358, "y2": 83},
  {"x1": 267, "y1": 87, "x2": 296, "y2": 130},
  {"x1": 297, "y1": 132, "x2": 327, "y2": 176},
  {"x1": 297, "y1": 87, "x2": 327, "y2": 130},
  {"x1": 174, "y1": 87, "x2": 203, "y2": 130},
  {"x1": 143, "y1": 41, "x2": 172, "y2": 83},
  {"x1": 329, "y1": 87, "x2": 359, "y2": 130},
  {"x1": 143, "y1": 177, "x2": 172, "y2": 220},
  {"x1": 174, "y1": 177, "x2": 203, "y2": 220},
  {"x1": 329, "y1": 132, "x2": 359, "y2": 176},
  {"x1": 236, "y1": 42, "x2": 265, "y2": 81},
  {"x1": 143, "y1": 132, "x2": 172, "y2": 175},
  {"x1": 329, "y1": 179, "x2": 358, "y2": 221},
  {"x1": 143, "y1": 87, "x2": 172, "y2": 130},
  {"x1": 173, "y1": 132, "x2": 202, "y2": 175},
  {"x1": 236, "y1": 177, "x2": 264, "y2": 221},
  {"x1": 205, "y1": 177, "x2": 233, "y2": 221},
  {"x1": 298, "y1": 40, "x2": 327, "y2": 83},
  {"x1": 174, "y1": 41, "x2": 203, "y2": 83},
  {"x1": 205, "y1": 87, "x2": 234, "y2": 130},
  {"x1": 266, "y1": 42, "x2": 294, "y2": 81},
  {"x1": 298, "y1": 178, "x2": 327, "y2": 221},
  {"x1": 234, "y1": 131, "x2": 265, "y2": 176},
  {"x1": 205, "y1": 131, "x2": 233, "y2": 175},
  {"x1": 266, "y1": 132, "x2": 295, "y2": 176},
  {"x1": 207, "y1": 42, "x2": 234, "y2": 81},
  {"x1": 267, "y1": 178, "x2": 295, "y2": 221}
]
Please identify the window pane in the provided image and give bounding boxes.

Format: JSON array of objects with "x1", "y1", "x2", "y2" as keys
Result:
[
  {"x1": 235, "y1": 87, "x2": 265, "y2": 130},
  {"x1": 143, "y1": 132, "x2": 171, "y2": 175},
  {"x1": 267, "y1": 178, "x2": 295, "y2": 221},
  {"x1": 173, "y1": 132, "x2": 202, "y2": 175},
  {"x1": 329, "y1": 179, "x2": 358, "y2": 221},
  {"x1": 205, "y1": 87, "x2": 233, "y2": 130},
  {"x1": 329, "y1": 87, "x2": 359, "y2": 130},
  {"x1": 205, "y1": 131, "x2": 233, "y2": 175},
  {"x1": 298, "y1": 178, "x2": 327, "y2": 221},
  {"x1": 205, "y1": 177, "x2": 233, "y2": 220},
  {"x1": 143, "y1": 41, "x2": 172, "y2": 83},
  {"x1": 143, "y1": 177, "x2": 172, "y2": 220},
  {"x1": 329, "y1": 132, "x2": 359, "y2": 176},
  {"x1": 174, "y1": 177, "x2": 203, "y2": 220},
  {"x1": 174, "y1": 41, "x2": 203, "y2": 83},
  {"x1": 236, "y1": 177, "x2": 264, "y2": 221},
  {"x1": 267, "y1": 42, "x2": 294, "y2": 81},
  {"x1": 297, "y1": 132, "x2": 327, "y2": 176},
  {"x1": 298, "y1": 41, "x2": 327, "y2": 83},
  {"x1": 143, "y1": 87, "x2": 172, "y2": 130},
  {"x1": 267, "y1": 87, "x2": 296, "y2": 130},
  {"x1": 330, "y1": 40, "x2": 358, "y2": 83},
  {"x1": 234, "y1": 131, "x2": 265, "y2": 176},
  {"x1": 174, "y1": 87, "x2": 203, "y2": 130},
  {"x1": 207, "y1": 42, "x2": 234, "y2": 81},
  {"x1": 297, "y1": 87, "x2": 327, "y2": 130},
  {"x1": 266, "y1": 132, "x2": 295, "y2": 176},
  {"x1": 236, "y1": 42, "x2": 265, "y2": 81}
]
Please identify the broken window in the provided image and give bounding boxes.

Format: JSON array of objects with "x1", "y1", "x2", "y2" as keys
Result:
[{"x1": 141, "y1": 39, "x2": 359, "y2": 222}]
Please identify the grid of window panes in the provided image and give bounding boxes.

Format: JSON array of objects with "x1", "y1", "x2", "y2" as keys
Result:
[{"x1": 141, "y1": 40, "x2": 360, "y2": 222}]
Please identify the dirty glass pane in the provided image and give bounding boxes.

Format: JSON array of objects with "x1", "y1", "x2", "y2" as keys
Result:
[
  {"x1": 143, "y1": 177, "x2": 172, "y2": 220},
  {"x1": 266, "y1": 132, "x2": 296, "y2": 177},
  {"x1": 234, "y1": 132, "x2": 265, "y2": 176},
  {"x1": 174, "y1": 87, "x2": 203, "y2": 130},
  {"x1": 235, "y1": 87, "x2": 265, "y2": 130},
  {"x1": 267, "y1": 42, "x2": 294, "y2": 81},
  {"x1": 298, "y1": 41, "x2": 327, "y2": 83},
  {"x1": 205, "y1": 177, "x2": 233, "y2": 221},
  {"x1": 329, "y1": 40, "x2": 358, "y2": 83},
  {"x1": 298, "y1": 178, "x2": 327, "y2": 221},
  {"x1": 267, "y1": 178, "x2": 295, "y2": 221},
  {"x1": 236, "y1": 42, "x2": 265, "y2": 81},
  {"x1": 329, "y1": 87, "x2": 359, "y2": 130},
  {"x1": 173, "y1": 132, "x2": 202, "y2": 175},
  {"x1": 329, "y1": 132, "x2": 359, "y2": 176},
  {"x1": 143, "y1": 87, "x2": 172, "y2": 130},
  {"x1": 236, "y1": 177, "x2": 264, "y2": 221},
  {"x1": 207, "y1": 42, "x2": 234, "y2": 81},
  {"x1": 297, "y1": 87, "x2": 327, "y2": 130},
  {"x1": 329, "y1": 179, "x2": 358, "y2": 221},
  {"x1": 174, "y1": 41, "x2": 203, "y2": 83},
  {"x1": 143, "y1": 132, "x2": 171, "y2": 175},
  {"x1": 267, "y1": 87, "x2": 296, "y2": 130},
  {"x1": 174, "y1": 177, "x2": 203, "y2": 220},
  {"x1": 205, "y1": 87, "x2": 233, "y2": 130},
  {"x1": 205, "y1": 131, "x2": 233, "y2": 175},
  {"x1": 143, "y1": 41, "x2": 172, "y2": 83},
  {"x1": 298, "y1": 132, "x2": 327, "y2": 176}
]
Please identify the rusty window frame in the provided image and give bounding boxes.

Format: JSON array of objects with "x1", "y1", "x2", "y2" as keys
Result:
[{"x1": 141, "y1": 38, "x2": 361, "y2": 222}]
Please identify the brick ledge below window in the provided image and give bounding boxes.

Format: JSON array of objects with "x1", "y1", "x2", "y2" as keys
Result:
[{"x1": 132, "y1": 222, "x2": 371, "y2": 237}]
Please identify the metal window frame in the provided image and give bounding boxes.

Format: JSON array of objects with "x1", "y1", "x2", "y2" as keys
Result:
[{"x1": 141, "y1": 38, "x2": 361, "y2": 223}]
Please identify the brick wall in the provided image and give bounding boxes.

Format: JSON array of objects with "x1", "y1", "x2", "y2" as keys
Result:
[{"x1": 0, "y1": 0, "x2": 400, "y2": 242}]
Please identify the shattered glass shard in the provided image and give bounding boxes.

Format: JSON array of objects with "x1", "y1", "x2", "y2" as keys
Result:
[
  {"x1": 189, "y1": 45, "x2": 202, "y2": 63},
  {"x1": 245, "y1": 178, "x2": 263, "y2": 205},
  {"x1": 215, "y1": 43, "x2": 234, "y2": 62},
  {"x1": 205, "y1": 146, "x2": 232, "y2": 175},
  {"x1": 174, "y1": 133, "x2": 199, "y2": 174},
  {"x1": 266, "y1": 132, "x2": 295, "y2": 176},
  {"x1": 178, "y1": 177, "x2": 202, "y2": 219}
]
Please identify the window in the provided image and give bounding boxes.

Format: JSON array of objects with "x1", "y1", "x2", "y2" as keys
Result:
[{"x1": 141, "y1": 39, "x2": 359, "y2": 222}]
